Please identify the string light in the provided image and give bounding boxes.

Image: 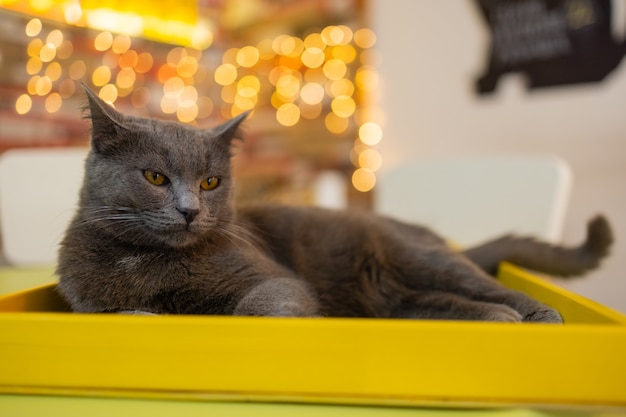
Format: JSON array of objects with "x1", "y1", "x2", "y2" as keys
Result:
[
  {"x1": 236, "y1": 46, "x2": 260, "y2": 68},
  {"x1": 276, "y1": 103, "x2": 300, "y2": 127},
  {"x1": 300, "y1": 82, "x2": 325, "y2": 105},
  {"x1": 111, "y1": 34, "x2": 131, "y2": 54},
  {"x1": 57, "y1": 40, "x2": 73, "y2": 59},
  {"x1": 15, "y1": 94, "x2": 32, "y2": 115},
  {"x1": 99, "y1": 83, "x2": 118, "y2": 103},
  {"x1": 352, "y1": 168, "x2": 376, "y2": 192},
  {"x1": 26, "y1": 57, "x2": 43, "y2": 75},
  {"x1": 39, "y1": 43, "x2": 56, "y2": 62},
  {"x1": 358, "y1": 122, "x2": 383, "y2": 146},
  {"x1": 68, "y1": 60, "x2": 86, "y2": 80},
  {"x1": 45, "y1": 92, "x2": 62, "y2": 113},
  {"x1": 301, "y1": 47, "x2": 325, "y2": 69},
  {"x1": 27, "y1": 38, "x2": 43, "y2": 57},
  {"x1": 15, "y1": 16, "x2": 383, "y2": 192},
  {"x1": 353, "y1": 28, "x2": 377, "y2": 49},
  {"x1": 92, "y1": 65, "x2": 111, "y2": 86},
  {"x1": 215, "y1": 64, "x2": 238, "y2": 86},
  {"x1": 25, "y1": 18, "x2": 42, "y2": 37},
  {"x1": 325, "y1": 113, "x2": 349, "y2": 134},
  {"x1": 94, "y1": 31, "x2": 113, "y2": 51},
  {"x1": 46, "y1": 30, "x2": 64, "y2": 47}
]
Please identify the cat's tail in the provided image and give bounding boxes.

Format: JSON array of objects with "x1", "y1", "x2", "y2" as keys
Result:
[{"x1": 463, "y1": 215, "x2": 613, "y2": 277}]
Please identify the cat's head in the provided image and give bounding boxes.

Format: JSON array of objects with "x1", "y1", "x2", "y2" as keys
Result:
[{"x1": 78, "y1": 85, "x2": 248, "y2": 248}]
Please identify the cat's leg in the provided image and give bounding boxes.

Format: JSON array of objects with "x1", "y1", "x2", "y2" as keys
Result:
[
  {"x1": 383, "y1": 236, "x2": 563, "y2": 323},
  {"x1": 455, "y1": 280, "x2": 563, "y2": 323},
  {"x1": 418, "y1": 258, "x2": 563, "y2": 323},
  {"x1": 428, "y1": 265, "x2": 563, "y2": 323},
  {"x1": 379, "y1": 218, "x2": 563, "y2": 322},
  {"x1": 234, "y1": 277, "x2": 320, "y2": 317},
  {"x1": 391, "y1": 291, "x2": 522, "y2": 322}
]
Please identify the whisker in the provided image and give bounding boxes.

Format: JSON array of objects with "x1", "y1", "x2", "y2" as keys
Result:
[
  {"x1": 71, "y1": 216, "x2": 142, "y2": 229},
  {"x1": 212, "y1": 221, "x2": 264, "y2": 250},
  {"x1": 94, "y1": 222, "x2": 148, "y2": 248}
]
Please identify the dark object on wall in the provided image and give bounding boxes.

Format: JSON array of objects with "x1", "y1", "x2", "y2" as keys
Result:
[{"x1": 475, "y1": 0, "x2": 626, "y2": 93}]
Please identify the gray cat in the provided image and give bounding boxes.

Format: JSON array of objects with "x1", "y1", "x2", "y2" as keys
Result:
[{"x1": 56, "y1": 87, "x2": 613, "y2": 322}]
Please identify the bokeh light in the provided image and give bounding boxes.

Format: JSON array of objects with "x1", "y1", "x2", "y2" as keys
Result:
[
  {"x1": 276, "y1": 103, "x2": 300, "y2": 126},
  {"x1": 135, "y1": 52, "x2": 154, "y2": 73},
  {"x1": 357, "y1": 148, "x2": 382, "y2": 171},
  {"x1": 14, "y1": 19, "x2": 382, "y2": 193},
  {"x1": 56, "y1": 40, "x2": 73, "y2": 59},
  {"x1": 236, "y1": 46, "x2": 260, "y2": 68},
  {"x1": 301, "y1": 47, "x2": 325, "y2": 69},
  {"x1": 46, "y1": 30, "x2": 63, "y2": 47},
  {"x1": 177, "y1": 56, "x2": 198, "y2": 77},
  {"x1": 325, "y1": 112, "x2": 349, "y2": 134},
  {"x1": 39, "y1": 43, "x2": 56, "y2": 62},
  {"x1": 352, "y1": 168, "x2": 376, "y2": 192},
  {"x1": 354, "y1": 28, "x2": 377, "y2": 49},
  {"x1": 25, "y1": 18, "x2": 42, "y2": 37},
  {"x1": 215, "y1": 63, "x2": 237, "y2": 86},
  {"x1": 276, "y1": 73, "x2": 300, "y2": 98},
  {"x1": 35, "y1": 75, "x2": 52, "y2": 95},
  {"x1": 27, "y1": 38, "x2": 43, "y2": 57},
  {"x1": 237, "y1": 75, "x2": 261, "y2": 98},
  {"x1": 329, "y1": 78, "x2": 354, "y2": 98},
  {"x1": 45, "y1": 61, "x2": 62, "y2": 79},
  {"x1": 92, "y1": 65, "x2": 111, "y2": 86},
  {"x1": 15, "y1": 94, "x2": 32, "y2": 115},
  {"x1": 69, "y1": 59, "x2": 86, "y2": 80},
  {"x1": 323, "y1": 59, "x2": 347, "y2": 80},
  {"x1": 355, "y1": 66, "x2": 379, "y2": 92},
  {"x1": 94, "y1": 31, "x2": 113, "y2": 51},
  {"x1": 99, "y1": 83, "x2": 118, "y2": 103},
  {"x1": 331, "y1": 95, "x2": 356, "y2": 118},
  {"x1": 59, "y1": 78, "x2": 76, "y2": 98},
  {"x1": 300, "y1": 82, "x2": 325, "y2": 105},
  {"x1": 116, "y1": 68, "x2": 136, "y2": 89},
  {"x1": 177, "y1": 104, "x2": 198, "y2": 123},
  {"x1": 26, "y1": 57, "x2": 43, "y2": 75},
  {"x1": 358, "y1": 122, "x2": 383, "y2": 145},
  {"x1": 118, "y1": 50, "x2": 138, "y2": 69},
  {"x1": 111, "y1": 34, "x2": 131, "y2": 54},
  {"x1": 45, "y1": 92, "x2": 62, "y2": 113}
]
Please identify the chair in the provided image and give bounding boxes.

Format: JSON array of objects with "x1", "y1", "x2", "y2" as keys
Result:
[
  {"x1": 374, "y1": 154, "x2": 572, "y2": 248},
  {"x1": 0, "y1": 147, "x2": 89, "y2": 266}
]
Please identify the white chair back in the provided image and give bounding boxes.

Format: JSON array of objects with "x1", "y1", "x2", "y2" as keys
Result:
[
  {"x1": 375, "y1": 154, "x2": 572, "y2": 247},
  {"x1": 0, "y1": 147, "x2": 89, "y2": 265}
]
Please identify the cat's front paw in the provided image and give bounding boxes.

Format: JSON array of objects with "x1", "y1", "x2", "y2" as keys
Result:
[
  {"x1": 118, "y1": 310, "x2": 159, "y2": 315},
  {"x1": 234, "y1": 278, "x2": 321, "y2": 317},
  {"x1": 523, "y1": 308, "x2": 563, "y2": 323},
  {"x1": 484, "y1": 304, "x2": 523, "y2": 322}
]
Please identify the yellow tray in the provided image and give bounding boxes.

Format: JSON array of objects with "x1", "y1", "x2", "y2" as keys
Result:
[{"x1": 0, "y1": 263, "x2": 625, "y2": 409}]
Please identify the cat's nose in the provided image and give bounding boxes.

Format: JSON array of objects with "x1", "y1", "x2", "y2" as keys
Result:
[{"x1": 177, "y1": 207, "x2": 199, "y2": 224}]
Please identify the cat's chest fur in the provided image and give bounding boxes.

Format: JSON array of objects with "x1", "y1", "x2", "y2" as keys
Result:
[{"x1": 57, "y1": 215, "x2": 294, "y2": 314}]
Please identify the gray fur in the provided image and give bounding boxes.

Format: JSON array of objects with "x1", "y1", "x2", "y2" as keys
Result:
[{"x1": 56, "y1": 87, "x2": 613, "y2": 323}]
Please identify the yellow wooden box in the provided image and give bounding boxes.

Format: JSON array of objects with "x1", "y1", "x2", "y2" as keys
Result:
[{"x1": 0, "y1": 263, "x2": 625, "y2": 409}]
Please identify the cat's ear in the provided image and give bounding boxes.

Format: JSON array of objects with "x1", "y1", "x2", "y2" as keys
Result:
[
  {"x1": 81, "y1": 83, "x2": 128, "y2": 153},
  {"x1": 210, "y1": 111, "x2": 249, "y2": 143}
]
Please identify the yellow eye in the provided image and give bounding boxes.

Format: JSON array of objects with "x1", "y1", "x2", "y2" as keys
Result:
[
  {"x1": 200, "y1": 176, "x2": 220, "y2": 190},
  {"x1": 144, "y1": 170, "x2": 169, "y2": 186}
]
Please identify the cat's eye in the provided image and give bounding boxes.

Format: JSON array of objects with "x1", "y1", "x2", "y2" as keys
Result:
[
  {"x1": 143, "y1": 170, "x2": 169, "y2": 186},
  {"x1": 200, "y1": 176, "x2": 220, "y2": 191}
]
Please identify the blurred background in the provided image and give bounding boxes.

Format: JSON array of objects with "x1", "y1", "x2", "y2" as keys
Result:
[{"x1": 0, "y1": 0, "x2": 624, "y2": 312}]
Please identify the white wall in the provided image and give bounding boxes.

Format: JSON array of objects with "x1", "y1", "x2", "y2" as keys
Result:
[{"x1": 372, "y1": 0, "x2": 626, "y2": 312}]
